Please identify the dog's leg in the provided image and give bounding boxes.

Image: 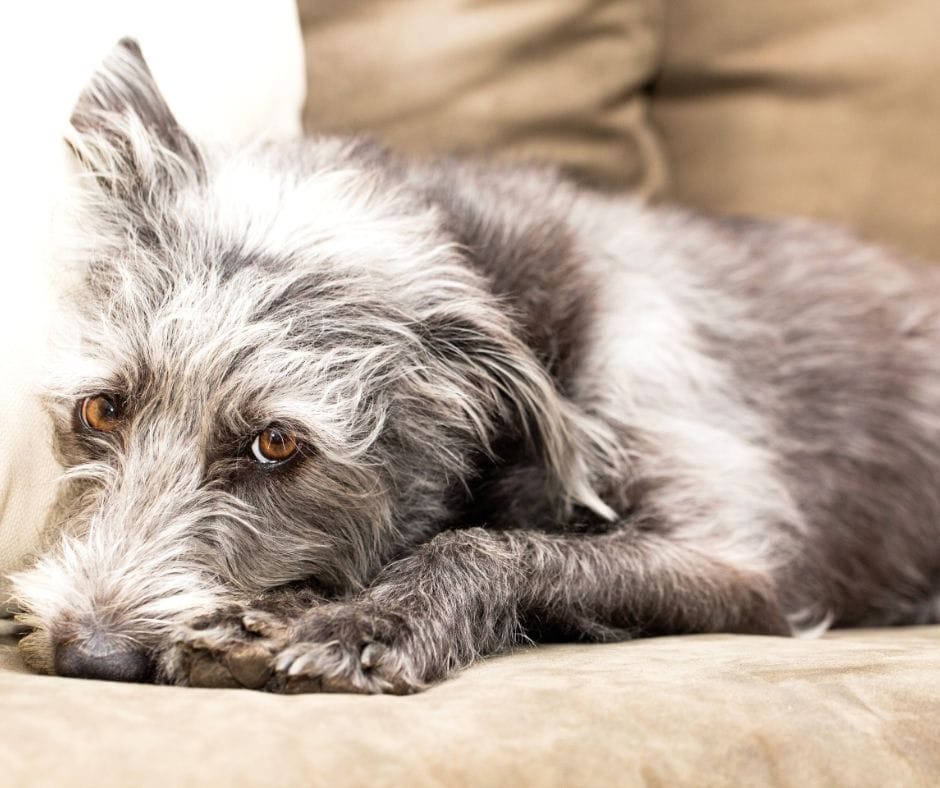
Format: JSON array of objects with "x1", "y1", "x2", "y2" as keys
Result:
[{"x1": 163, "y1": 527, "x2": 788, "y2": 693}]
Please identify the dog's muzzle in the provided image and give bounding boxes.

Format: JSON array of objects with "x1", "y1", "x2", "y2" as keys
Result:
[{"x1": 54, "y1": 634, "x2": 152, "y2": 683}]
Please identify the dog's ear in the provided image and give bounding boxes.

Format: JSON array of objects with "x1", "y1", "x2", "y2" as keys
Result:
[
  {"x1": 68, "y1": 38, "x2": 204, "y2": 202},
  {"x1": 422, "y1": 308, "x2": 618, "y2": 522}
]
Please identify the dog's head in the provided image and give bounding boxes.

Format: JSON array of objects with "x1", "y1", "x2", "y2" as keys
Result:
[{"x1": 10, "y1": 40, "x2": 611, "y2": 681}]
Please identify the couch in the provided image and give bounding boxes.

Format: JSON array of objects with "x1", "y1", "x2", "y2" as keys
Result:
[
  {"x1": 2, "y1": 2, "x2": 939, "y2": 785},
  {"x1": 4, "y1": 630, "x2": 939, "y2": 785}
]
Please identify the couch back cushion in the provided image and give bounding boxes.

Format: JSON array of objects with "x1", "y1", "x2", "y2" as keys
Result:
[
  {"x1": 299, "y1": 0, "x2": 668, "y2": 197},
  {"x1": 651, "y1": 0, "x2": 940, "y2": 261}
]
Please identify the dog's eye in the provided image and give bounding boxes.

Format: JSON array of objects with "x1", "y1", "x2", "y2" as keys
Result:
[
  {"x1": 79, "y1": 394, "x2": 121, "y2": 433},
  {"x1": 250, "y1": 427, "x2": 299, "y2": 465}
]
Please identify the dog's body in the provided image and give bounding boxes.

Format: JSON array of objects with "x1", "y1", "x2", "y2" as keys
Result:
[{"x1": 11, "y1": 41, "x2": 940, "y2": 692}]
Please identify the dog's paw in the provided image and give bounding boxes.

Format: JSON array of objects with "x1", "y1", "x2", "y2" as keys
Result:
[
  {"x1": 160, "y1": 599, "x2": 431, "y2": 694},
  {"x1": 270, "y1": 603, "x2": 427, "y2": 695},
  {"x1": 160, "y1": 604, "x2": 291, "y2": 689}
]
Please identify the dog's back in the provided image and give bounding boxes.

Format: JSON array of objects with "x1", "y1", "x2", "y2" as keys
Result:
[{"x1": 400, "y1": 154, "x2": 940, "y2": 628}]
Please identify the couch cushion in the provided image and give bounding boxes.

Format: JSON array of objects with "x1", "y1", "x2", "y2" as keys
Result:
[
  {"x1": 650, "y1": 0, "x2": 940, "y2": 261},
  {"x1": 3, "y1": 628, "x2": 939, "y2": 786},
  {"x1": 299, "y1": 0, "x2": 668, "y2": 196}
]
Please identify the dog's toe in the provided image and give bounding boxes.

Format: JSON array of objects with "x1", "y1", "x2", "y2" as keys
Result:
[
  {"x1": 188, "y1": 652, "x2": 242, "y2": 688},
  {"x1": 225, "y1": 641, "x2": 277, "y2": 688}
]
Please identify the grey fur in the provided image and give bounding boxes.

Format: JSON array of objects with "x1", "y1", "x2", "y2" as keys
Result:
[{"x1": 9, "y1": 40, "x2": 940, "y2": 691}]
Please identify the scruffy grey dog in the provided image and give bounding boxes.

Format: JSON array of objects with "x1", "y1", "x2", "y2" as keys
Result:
[{"x1": 10, "y1": 40, "x2": 940, "y2": 693}]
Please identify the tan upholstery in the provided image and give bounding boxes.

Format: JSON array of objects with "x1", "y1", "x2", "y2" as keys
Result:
[
  {"x1": 299, "y1": 0, "x2": 668, "y2": 197},
  {"x1": 3, "y1": 628, "x2": 939, "y2": 786},
  {"x1": 650, "y1": 0, "x2": 940, "y2": 261}
]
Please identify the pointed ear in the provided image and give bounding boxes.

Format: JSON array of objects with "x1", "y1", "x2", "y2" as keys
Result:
[{"x1": 68, "y1": 38, "x2": 204, "y2": 201}]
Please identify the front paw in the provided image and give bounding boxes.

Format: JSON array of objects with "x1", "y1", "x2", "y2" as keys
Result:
[
  {"x1": 160, "y1": 600, "x2": 431, "y2": 694},
  {"x1": 271, "y1": 603, "x2": 426, "y2": 695},
  {"x1": 160, "y1": 602, "x2": 292, "y2": 689}
]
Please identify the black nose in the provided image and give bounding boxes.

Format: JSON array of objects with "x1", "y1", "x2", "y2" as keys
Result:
[{"x1": 54, "y1": 634, "x2": 152, "y2": 683}]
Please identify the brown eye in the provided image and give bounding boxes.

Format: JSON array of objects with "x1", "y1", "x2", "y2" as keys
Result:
[
  {"x1": 251, "y1": 426, "x2": 299, "y2": 465},
  {"x1": 79, "y1": 394, "x2": 121, "y2": 433}
]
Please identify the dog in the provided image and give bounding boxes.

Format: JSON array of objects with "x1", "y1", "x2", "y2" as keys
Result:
[{"x1": 10, "y1": 39, "x2": 940, "y2": 693}]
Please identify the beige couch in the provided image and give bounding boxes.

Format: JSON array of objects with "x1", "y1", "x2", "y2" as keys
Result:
[
  {"x1": 3, "y1": 630, "x2": 939, "y2": 785},
  {"x1": 3, "y1": 2, "x2": 939, "y2": 785}
]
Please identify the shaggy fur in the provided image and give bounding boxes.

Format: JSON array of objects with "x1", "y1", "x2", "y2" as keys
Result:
[{"x1": 10, "y1": 40, "x2": 940, "y2": 692}]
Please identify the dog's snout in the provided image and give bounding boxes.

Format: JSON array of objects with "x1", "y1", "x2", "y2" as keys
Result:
[{"x1": 54, "y1": 635, "x2": 152, "y2": 683}]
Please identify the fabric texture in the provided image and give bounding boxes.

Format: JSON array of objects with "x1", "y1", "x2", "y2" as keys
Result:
[
  {"x1": 299, "y1": 0, "x2": 668, "y2": 197},
  {"x1": 2, "y1": 628, "x2": 938, "y2": 786},
  {"x1": 650, "y1": 0, "x2": 940, "y2": 261},
  {"x1": 0, "y1": 2, "x2": 306, "y2": 596}
]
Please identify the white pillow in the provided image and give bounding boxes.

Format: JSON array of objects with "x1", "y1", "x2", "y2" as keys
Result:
[{"x1": 0, "y1": 2, "x2": 306, "y2": 604}]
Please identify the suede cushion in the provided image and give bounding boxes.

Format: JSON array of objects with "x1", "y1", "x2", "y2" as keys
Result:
[
  {"x1": 3, "y1": 628, "x2": 939, "y2": 785},
  {"x1": 650, "y1": 0, "x2": 940, "y2": 261},
  {"x1": 299, "y1": 0, "x2": 668, "y2": 196}
]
